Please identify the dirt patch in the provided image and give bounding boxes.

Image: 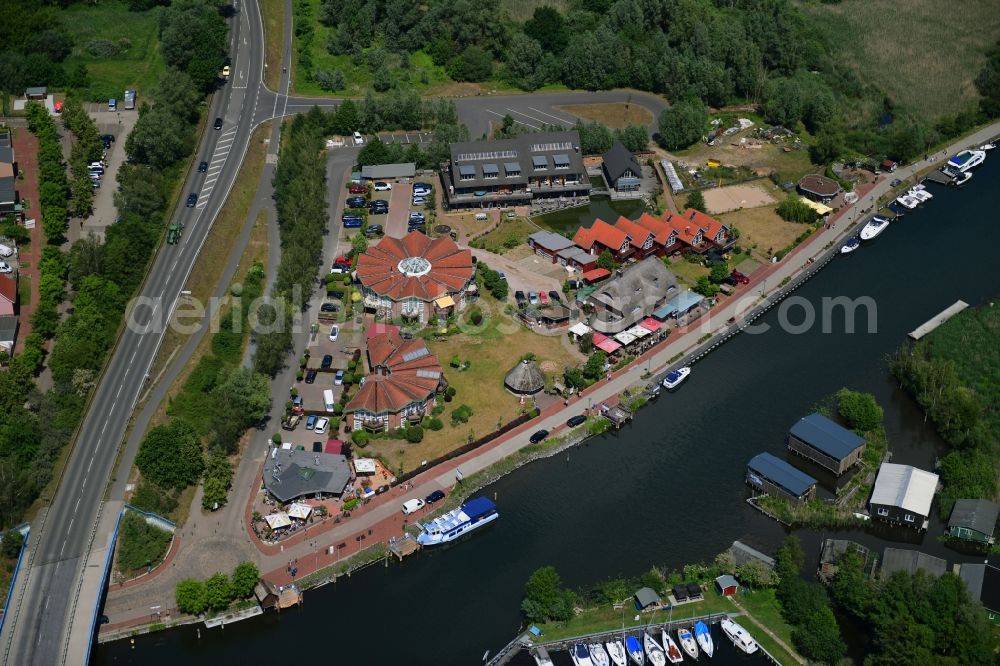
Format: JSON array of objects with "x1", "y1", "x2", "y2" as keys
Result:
[
  {"x1": 718, "y1": 206, "x2": 804, "y2": 260},
  {"x1": 556, "y1": 103, "x2": 654, "y2": 129},
  {"x1": 702, "y1": 183, "x2": 776, "y2": 214},
  {"x1": 427, "y1": 81, "x2": 488, "y2": 98},
  {"x1": 539, "y1": 360, "x2": 558, "y2": 373}
]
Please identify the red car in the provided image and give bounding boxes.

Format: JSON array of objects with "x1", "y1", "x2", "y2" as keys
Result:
[
  {"x1": 348, "y1": 184, "x2": 366, "y2": 194},
  {"x1": 538, "y1": 291, "x2": 549, "y2": 304},
  {"x1": 333, "y1": 256, "x2": 350, "y2": 266},
  {"x1": 730, "y1": 270, "x2": 750, "y2": 285}
]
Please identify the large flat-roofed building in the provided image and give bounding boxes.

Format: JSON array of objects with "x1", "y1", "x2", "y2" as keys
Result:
[
  {"x1": 787, "y1": 413, "x2": 866, "y2": 475},
  {"x1": 746, "y1": 452, "x2": 817, "y2": 503},
  {"x1": 869, "y1": 463, "x2": 938, "y2": 530},
  {"x1": 443, "y1": 131, "x2": 590, "y2": 209},
  {"x1": 583, "y1": 258, "x2": 678, "y2": 334}
]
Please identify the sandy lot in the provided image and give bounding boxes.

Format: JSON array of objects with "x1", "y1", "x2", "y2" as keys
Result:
[
  {"x1": 556, "y1": 103, "x2": 654, "y2": 129},
  {"x1": 702, "y1": 183, "x2": 776, "y2": 214}
]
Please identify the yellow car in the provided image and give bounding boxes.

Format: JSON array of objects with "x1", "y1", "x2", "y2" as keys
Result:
[{"x1": 221, "y1": 65, "x2": 231, "y2": 77}]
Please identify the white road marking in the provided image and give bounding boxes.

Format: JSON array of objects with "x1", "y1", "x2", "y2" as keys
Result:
[
  {"x1": 528, "y1": 106, "x2": 575, "y2": 125},
  {"x1": 485, "y1": 109, "x2": 540, "y2": 130},
  {"x1": 505, "y1": 107, "x2": 549, "y2": 126}
]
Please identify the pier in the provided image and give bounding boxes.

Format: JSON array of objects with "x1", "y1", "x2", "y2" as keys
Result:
[
  {"x1": 908, "y1": 300, "x2": 968, "y2": 340},
  {"x1": 388, "y1": 534, "x2": 420, "y2": 561},
  {"x1": 922, "y1": 169, "x2": 954, "y2": 186}
]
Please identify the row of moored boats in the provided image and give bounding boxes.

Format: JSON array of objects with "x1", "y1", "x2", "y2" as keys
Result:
[
  {"x1": 534, "y1": 618, "x2": 757, "y2": 666},
  {"x1": 841, "y1": 144, "x2": 994, "y2": 255}
]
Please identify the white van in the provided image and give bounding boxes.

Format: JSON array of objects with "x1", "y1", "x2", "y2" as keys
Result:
[
  {"x1": 401, "y1": 499, "x2": 425, "y2": 515},
  {"x1": 474, "y1": 213, "x2": 488, "y2": 221},
  {"x1": 353, "y1": 131, "x2": 363, "y2": 146},
  {"x1": 0, "y1": 244, "x2": 13, "y2": 258},
  {"x1": 323, "y1": 389, "x2": 335, "y2": 413}
]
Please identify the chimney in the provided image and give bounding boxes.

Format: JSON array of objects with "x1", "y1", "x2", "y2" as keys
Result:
[{"x1": 689, "y1": 210, "x2": 696, "y2": 220}]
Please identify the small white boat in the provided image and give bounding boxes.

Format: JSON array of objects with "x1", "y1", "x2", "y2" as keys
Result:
[
  {"x1": 980, "y1": 142, "x2": 996, "y2": 151},
  {"x1": 954, "y1": 171, "x2": 973, "y2": 186},
  {"x1": 693, "y1": 621, "x2": 714, "y2": 658},
  {"x1": 720, "y1": 618, "x2": 758, "y2": 655},
  {"x1": 859, "y1": 216, "x2": 889, "y2": 241},
  {"x1": 840, "y1": 236, "x2": 861, "y2": 254},
  {"x1": 589, "y1": 643, "x2": 611, "y2": 666},
  {"x1": 625, "y1": 636, "x2": 645, "y2": 666},
  {"x1": 895, "y1": 194, "x2": 919, "y2": 209},
  {"x1": 909, "y1": 188, "x2": 932, "y2": 202},
  {"x1": 660, "y1": 630, "x2": 684, "y2": 663},
  {"x1": 606, "y1": 640, "x2": 628, "y2": 666},
  {"x1": 644, "y1": 633, "x2": 667, "y2": 666},
  {"x1": 661, "y1": 366, "x2": 690, "y2": 391},
  {"x1": 676, "y1": 627, "x2": 699, "y2": 660},
  {"x1": 947, "y1": 149, "x2": 986, "y2": 173},
  {"x1": 571, "y1": 643, "x2": 594, "y2": 666},
  {"x1": 533, "y1": 646, "x2": 555, "y2": 666}
]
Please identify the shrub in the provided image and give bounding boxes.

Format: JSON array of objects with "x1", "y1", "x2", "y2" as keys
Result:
[
  {"x1": 451, "y1": 404, "x2": 473, "y2": 425},
  {"x1": 176, "y1": 579, "x2": 208, "y2": 615},
  {"x1": 427, "y1": 417, "x2": 444, "y2": 431},
  {"x1": 446, "y1": 386, "x2": 457, "y2": 397},
  {"x1": 116, "y1": 511, "x2": 172, "y2": 573},
  {"x1": 352, "y1": 430, "x2": 370, "y2": 446},
  {"x1": 135, "y1": 420, "x2": 204, "y2": 490},
  {"x1": 405, "y1": 425, "x2": 424, "y2": 443},
  {"x1": 1, "y1": 529, "x2": 24, "y2": 559}
]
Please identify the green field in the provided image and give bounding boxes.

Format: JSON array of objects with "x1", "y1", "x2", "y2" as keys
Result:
[
  {"x1": 62, "y1": 1, "x2": 166, "y2": 101},
  {"x1": 798, "y1": 0, "x2": 1000, "y2": 119}
]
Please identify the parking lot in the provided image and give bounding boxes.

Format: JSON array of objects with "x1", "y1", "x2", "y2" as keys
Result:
[
  {"x1": 79, "y1": 109, "x2": 138, "y2": 238},
  {"x1": 378, "y1": 131, "x2": 434, "y2": 145}
]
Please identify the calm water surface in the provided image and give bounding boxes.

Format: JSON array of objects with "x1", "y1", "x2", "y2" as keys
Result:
[
  {"x1": 95, "y1": 160, "x2": 1000, "y2": 665},
  {"x1": 534, "y1": 196, "x2": 647, "y2": 234}
]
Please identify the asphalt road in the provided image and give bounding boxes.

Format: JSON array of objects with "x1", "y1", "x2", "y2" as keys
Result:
[{"x1": 0, "y1": 2, "x2": 269, "y2": 664}]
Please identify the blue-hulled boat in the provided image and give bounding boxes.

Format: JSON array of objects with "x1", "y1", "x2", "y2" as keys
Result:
[
  {"x1": 571, "y1": 643, "x2": 594, "y2": 666},
  {"x1": 625, "y1": 635, "x2": 645, "y2": 665},
  {"x1": 694, "y1": 621, "x2": 714, "y2": 658}
]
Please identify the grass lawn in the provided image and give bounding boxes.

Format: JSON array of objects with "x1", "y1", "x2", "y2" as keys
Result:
[
  {"x1": 62, "y1": 1, "x2": 167, "y2": 101},
  {"x1": 17, "y1": 275, "x2": 31, "y2": 306},
  {"x1": 471, "y1": 217, "x2": 541, "y2": 254},
  {"x1": 728, "y1": 589, "x2": 801, "y2": 665},
  {"x1": 363, "y1": 299, "x2": 583, "y2": 474},
  {"x1": 666, "y1": 257, "x2": 709, "y2": 289},
  {"x1": 718, "y1": 206, "x2": 805, "y2": 261},
  {"x1": 799, "y1": 0, "x2": 1000, "y2": 119},
  {"x1": 556, "y1": 103, "x2": 653, "y2": 129},
  {"x1": 261, "y1": 0, "x2": 285, "y2": 91}
]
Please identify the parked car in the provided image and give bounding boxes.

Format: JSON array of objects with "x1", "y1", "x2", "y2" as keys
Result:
[
  {"x1": 305, "y1": 369, "x2": 317, "y2": 384},
  {"x1": 411, "y1": 197, "x2": 426, "y2": 206},
  {"x1": 314, "y1": 417, "x2": 329, "y2": 434},
  {"x1": 368, "y1": 203, "x2": 388, "y2": 214},
  {"x1": 346, "y1": 196, "x2": 366, "y2": 208},
  {"x1": 890, "y1": 178, "x2": 902, "y2": 187},
  {"x1": 198, "y1": 161, "x2": 208, "y2": 173},
  {"x1": 213, "y1": 117, "x2": 223, "y2": 130},
  {"x1": 0, "y1": 244, "x2": 16, "y2": 258},
  {"x1": 334, "y1": 370, "x2": 345, "y2": 385},
  {"x1": 221, "y1": 65, "x2": 230, "y2": 77},
  {"x1": 342, "y1": 215, "x2": 363, "y2": 228},
  {"x1": 330, "y1": 260, "x2": 351, "y2": 274},
  {"x1": 0, "y1": 262, "x2": 11, "y2": 274},
  {"x1": 566, "y1": 414, "x2": 587, "y2": 428},
  {"x1": 722, "y1": 276, "x2": 738, "y2": 287},
  {"x1": 329, "y1": 325, "x2": 340, "y2": 341},
  {"x1": 305, "y1": 415, "x2": 317, "y2": 430},
  {"x1": 497, "y1": 272, "x2": 506, "y2": 281},
  {"x1": 100, "y1": 133, "x2": 115, "y2": 147},
  {"x1": 538, "y1": 291, "x2": 549, "y2": 304},
  {"x1": 730, "y1": 270, "x2": 750, "y2": 285},
  {"x1": 282, "y1": 414, "x2": 299, "y2": 431},
  {"x1": 529, "y1": 429, "x2": 550, "y2": 444},
  {"x1": 402, "y1": 499, "x2": 425, "y2": 515},
  {"x1": 292, "y1": 396, "x2": 304, "y2": 413},
  {"x1": 514, "y1": 290, "x2": 526, "y2": 303},
  {"x1": 528, "y1": 292, "x2": 538, "y2": 304},
  {"x1": 365, "y1": 224, "x2": 383, "y2": 237},
  {"x1": 320, "y1": 302, "x2": 339, "y2": 313},
  {"x1": 108, "y1": 98, "x2": 117, "y2": 111},
  {"x1": 353, "y1": 131, "x2": 364, "y2": 146},
  {"x1": 414, "y1": 182, "x2": 432, "y2": 191},
  {"x1": 373, "y1": 182, "x2": 391, "y2": 191},
  {"x1": 186, "y1": 193, "x2": 197, "y2": 207},
  {"x1": 548, "y1": 290, "x2": 561, "y2": 302},
  {"x1": 412, "y1": 186, "x2": 431, "y2": 196},
  {"x1": 375, "y1": 484, "x2": 390, "y2": 495},
  {"x1": 425, "y1": 489, "x2": 446, "y2": 504},
  {"x1": 348, "y1": 184, "x2": 367, "y2": 194},
  {"x1": 321, "y1": 354, "x2": 333, "y2": 369}
]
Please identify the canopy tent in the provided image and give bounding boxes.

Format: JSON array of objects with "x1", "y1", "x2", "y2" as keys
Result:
[
  {"x1": 568, "y1": 322, "x2": 592, "y2": 337},
  {"x1": 627, "y1": 325, "x2": 651, "y2": 339},
  {"x1": 361, "y1": 486, "x2": 375, "y2": 499},
  {"x1": 640, "y1": 317, "x2": 662, "y2": 332},
  {"x1": 280, "y1": 442, "x2": 293, "y2": 450},
  {"x1": 265, "y1": 512, "x2": 292, "y2": 530},
  {"x1": 287, "y1": 503, "x2": 313, "y2": 520},
  {"x1": 799, "y1": 196, "x2": 833, "y2": 216},
  {"x1": 595, "y1": 338, "x2": 622, "y2": 353},
  {"x1": 434, "y1": 295, "x2": 456, "y2": 308},
  {"x1": 354, "y1": 458, "x2": 377, "y2": 475},
  {"x1": 614, "y1": 330, "x2": 637, "y2": 346}
]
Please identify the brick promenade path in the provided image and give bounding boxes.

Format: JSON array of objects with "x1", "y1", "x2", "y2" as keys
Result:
[{"x1": 10, "y1": 128, "x2": 43, "y2": 353}]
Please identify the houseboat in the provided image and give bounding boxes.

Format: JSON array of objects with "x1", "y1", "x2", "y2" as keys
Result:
[
  {"x1": 414, "y1": 497, "x2": 498, "y2": 546},
  {"x1": 947, "y1": 149, "x2": 986, "y2": 173}
]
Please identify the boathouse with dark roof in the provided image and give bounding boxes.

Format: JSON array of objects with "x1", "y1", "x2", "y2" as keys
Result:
[
  {"x1": 746, "y1": 452, "x2": 817, "y2": 503},
  {"x1": 948, "y1": 499, "x2": 999, "y2": 544},
  {"x1": 787, "y1": 413, "x2": 866, "y2": 475}
]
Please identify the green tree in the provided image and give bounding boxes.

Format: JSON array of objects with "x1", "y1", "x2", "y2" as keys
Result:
[
  {"x1": 201, "y1": 449, "x2": 232, "y2": 510},
  {"x1": 1, "y1": 528, "x2": 24, "y2": 559},
  {"x1": 204, "y1": 572, "x2": 234, "y2": 610},
  {"x1": 709, "y1": 261, "x2": 729, "y2": 284},
  {"x1": 762, "y1": 77, "x2": 803, "y2": 127},
  {"x1": 350, "y1": 233, "x2": 368, "y2": 256},
  {"x1": 836, "y1": 388, "x2": 883, "y2": 432},
  {"x1": 503, "y1": 34, "x2": 548, "y2": 91},
  {"x1": 828, "y1": 546, "x2": 870, "y2": 619},
  {"x1": 524, "y1": 6, "x2": 568, "y2": 54},
  {"x1": 657, "y1": 98, "x2": 707, "y2": 150},
  {"x1": 522, "y1": 565, "x2": 565, "y2": 623},
  {"x1": 116, "y1": 511, "x2": 172, "y2": 573},
  {"x1": 694, "y1": 276, "x2": 718, "y2": 297},
  {"x1": 687, "y1": 190, "x2": 707, "y2": 213},
  {"x1": 596, "y1": 250, "x2": 616, "y2": 272},
  {"x1": 175, "y1": 578, "x2": 208, "y2": 614},
  {"x1": 231, "y1": 561, "x2": 259, "y2": 598},
  {"x1": 136, "y1": 419, "x2": 204, "y2": 490},
  {"x1": 447, "y1": 46, "x2": 492, "y2": 82},
  {"x1": 976, "y1": 40, "x2": 1000, "y2": 117},
  {"x1": 775, "y1": 195, "x2": 817, "y2": 224},
  {"x1": 211, "y1": 367, "x2": 271, "y2": 451}
]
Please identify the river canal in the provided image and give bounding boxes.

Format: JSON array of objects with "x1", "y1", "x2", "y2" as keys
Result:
[{"x1": 95, "y1": 158, "x2": 1000, "y2": 665}]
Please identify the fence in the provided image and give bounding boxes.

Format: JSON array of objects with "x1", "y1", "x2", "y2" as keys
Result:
[
  {"x1": 124, "y1": 503, "x2": 177, "y2": 534},
  {"x1": 0, "y1": 525, "x2": 30, "y2": 637}
]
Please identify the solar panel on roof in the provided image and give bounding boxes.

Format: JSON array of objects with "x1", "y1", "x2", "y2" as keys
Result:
[
  {"x1": 402, "y1": 347, "x2": 430, "y2": 362},
  {"x1": 531, "y1": 141, "x2": 572, "y2": 152},
  {"x1": 458, "y1": 165, "x2": 476, "y2": 177},
  {"x1": 532, "y1": 156, "x2": 548, "y2": 168},
  {"x1": 416, "y1": 370, "x2": 441, "y2": 379},
  {"x1": 553, "y1": 154, "x2": 570, "y2": 166},
  {"x1": 482, "y1": 163, "x2": 499, "y2": 174}
]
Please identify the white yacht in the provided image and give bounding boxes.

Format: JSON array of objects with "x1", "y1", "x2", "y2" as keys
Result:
[
  {"x1": 840, "y1": 236, "x2": 861, "y2": 254},
  {"x1": 661, "y1": 366, "x2": 690, "y2": 391},
  {"x1": 720, "y1": 618, "x2": 758, "y2": 655},
  {"x1": 947, "y1": 149, "x2": 986, "y2": 173},
  {"x1": 859, "y1": 216, "x2": 890, "y2": 241},
  {"x1": 571, "y1": 643, "x2": 594, "y2": 666},
  {"x1": 909, "y1": 186, "x2": 932, "y2": 202},
  {"x1": 589, "y1": 643, "x2": 611, "y2": 666},
  {"x1": 676, "y1": 627, "x2": 699, "y2": 660},
  {"x1": 660, "y1": 630, "x2": 684, "y2": 664},
  {"x1": 954, "y1": 171, "x2": 973, "y2": 186},
  {"x1": 606, "y1": 640, "x2": 628, "y2": 666},
  {"x1": 533, "y1": 647, "x2": 555, "y2": 666},
  {"x1": 644, "y1": 633, "x2": 667, "y2": 666},
  {"x1": 895, "y1": 194, "x2": 919, "y2": 209}
]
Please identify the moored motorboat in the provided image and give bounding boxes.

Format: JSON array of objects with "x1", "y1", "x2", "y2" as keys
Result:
[
  {"x1": 571, "y1": 643, "x2": 594, "y2": 666},
  {"x1": 947, "y1": 149, "x2": 986, "y2": 173},
  {"x1": 720, "y1": 618, "x2": 758, "y2": 655},
  {"x1": 625, "y1": 635, "x2": 645, "y2": 666},
  {"x1": 909, "y1": 187, "x2": 932, "y2": 202},
  {"x1": 414, "y1": 497, "x2": 498, "y2": 546},
  {"x1": 840, "y1": 236, "x2": 861, "y2": 254},
  {"x1": 980, "y1": 142, "x2": 996, "y2": 151},
  {"x1": 694, "y1": 621, "x2": 714, "y2": 658},
  {"x1": 606, "y1": 640, "x2": 628, "y2": 666},
  {"x1": 954, "y1": 171, "x2": 973, "y2": 186},
  {"x1": 886, "y1": 202, "x2": 906, "y2": 217},
  {"x1": 895, "y1": 194, "x2": 919, "y2": 209},
  {"x1": 533, "y1": 646, "x2": 555, "y2": 666},
  {"x1": 660, "y1": 630, "x2": 684, "y2": 663},
  {"x1": 676, "y1": 627, "x2": 699, "y2": 660},
  {"x1": 661, "y1": 366, "x2": 690, "y2": 391},
  {"x1": 644, "y1": 633, "x2": 667, "y2": 666},
  {"x1": 589, "y1": 643, "x2": 611, "y2": 666},
  {"x1": 859, "y1": 216, "x2": 889, "y2": 241}
]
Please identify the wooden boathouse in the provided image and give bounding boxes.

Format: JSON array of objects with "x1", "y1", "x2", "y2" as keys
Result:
[
  {"x1": 787, "y1": 413, "x2": 866, "y2": 476},
  {"x1": 746, "y1": 452, "x2": 817, "y2": 503}
]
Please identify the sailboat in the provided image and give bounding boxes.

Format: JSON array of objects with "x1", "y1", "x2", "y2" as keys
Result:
[
  {"x1": 571, "y1": 643, "x2": 595, "y2": 666},
  {"x1": 606, "y1": 640, "x2": 628, "y2": 666},
  {"x1": 625, "y1": 636, "x2": 645, "y2": 665},
  {"x1": 643, "y1": 633, "x2": 667, "y2": 666},
  {"x1": 589, "y1": 643, "x2": 611, "y2": 666},
  {"x1": 660, "y1": 630, "x2": 684, "y2": 663},
  {"x1": 676, "y1": 627, "x2": 699, "y2": 660},
  {"x1": 693, "y1": 621, "x2": 714, "y2": 658}
]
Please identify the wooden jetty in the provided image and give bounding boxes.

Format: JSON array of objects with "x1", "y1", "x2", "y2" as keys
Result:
[
  {"x1": 600, "y1": 403, "x2": 633, "y2": 429},
  {"x1": 908, "y1": 300, "x2": 968, "y2": 340},
  {"x1": 922, "y1": 169, "x2": 954, "y2": 186},
  {"x1": 388, "y1": 534, "x2": 420, "y2": 561}
]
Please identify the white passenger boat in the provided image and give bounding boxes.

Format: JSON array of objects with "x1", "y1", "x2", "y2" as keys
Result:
[
  {"x1": 589, "y1": 643, "x2": 611, "y2": 666},
  {"x1": 693, "y1": 621, "x2": 714, "y2": 658},
  {"x1": 533, "y1": 647, "x2": 555, "y2": 666},
  {"x1": 661, "y1": 366, "x2": 690, "y2": 391},
  {"x1": 859, "y1": 216, "x2": 889, "y2": 241},
  {"x1": 980, "y1": 142, "x2": 996, "y2": 150},
  {"x1": 625, "y1": 636, "x2": 645, "y2": 666},
  {"x1": 895, "y1": 194, "x2": 919, "y2": 209},
  {"x1": 840, "y1": 236, "x2": 861, "y2": 254},
  {"x1": 571, "y1": 643, "x2": 594, "y2": 666},
  {"x1": 676, "y1": 627, "x2": 699, "y2": 660},
  {"x1": 720, "y1": 618, "x2": 758, "y2": 655},
  {"x1": 606, "y1": 640, "x2": 628, "y2": 666},
  {"x1": 660, "y1": 630, "x2": 684, "y2": 663},
  {"x1": 954, "y1": 171, "x2": 973, "y2": 186},
  {"x1": 947, "y1": 149, "x2": 986, "y2": 173},
  {"x1": 414, "y1": 497, "x2": 498, "y2": 546},
  {"x1": 644, "y1": 633, "x2": 667, "y2": 666},
  {"x1": 909, "y1": 187, "x2": 932, "y2": 202}
]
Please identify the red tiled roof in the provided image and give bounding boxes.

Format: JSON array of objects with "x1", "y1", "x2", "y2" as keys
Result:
[
  {"x1": 612, "y1": 216, "x2": 653, "y2": 250},
  {"x1": 366, "y1": 323, "x2": 400, "y2": 339},
  {"x1": 662, "y1": 208, "x2": 728, "y2": 246},
  {"x1": 355, "y1": 235, "x2": 474, "y2": 302},
  {"x1": 634, "y1": 212, "x2": 677, "y2": 246},
  {"x1": 0, "y1": 275, "x2": 15, "y2": 304},
  {"x1": 346, "y1": 331, "x2": 442, "y2": 415},
  {"x1": 573, "y1": 218, "x2": 630, "y2": 253},
  {"x1": 582, "y1": 268, "x2": 611, "y2": 283},
  {"x1": 681, "y1": 208, "x2": 728, "y2": 241}
]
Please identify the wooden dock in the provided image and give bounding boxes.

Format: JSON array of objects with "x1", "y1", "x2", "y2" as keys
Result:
[
  {"x1": 908, "y1": 300, "x2": 968, "y2": 340},
  {"x1": 922, "y1": 169, "x2": 954, "y2": 186},
  {"x1": 388, "y1": 534, "x2": 420, "y2": 561}
]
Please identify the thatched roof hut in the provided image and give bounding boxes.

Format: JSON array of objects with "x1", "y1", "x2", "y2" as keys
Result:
[{"x1": 504, "y1": 359, "x2": 545, "y2": 395}]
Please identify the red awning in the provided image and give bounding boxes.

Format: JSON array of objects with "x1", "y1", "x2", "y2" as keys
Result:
[
  {"x1": 640, "y1": 317, "x2": 662, "y2": 332},
  {"x1": 325, "y1": 439, "x2": 344, "y2": 454},
  {"x1": 595, "y1": 338, "x2": 622, "y2": 353},
  {"x1": 582, "y1": 268, "x2": 611, "y2": 283}
]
